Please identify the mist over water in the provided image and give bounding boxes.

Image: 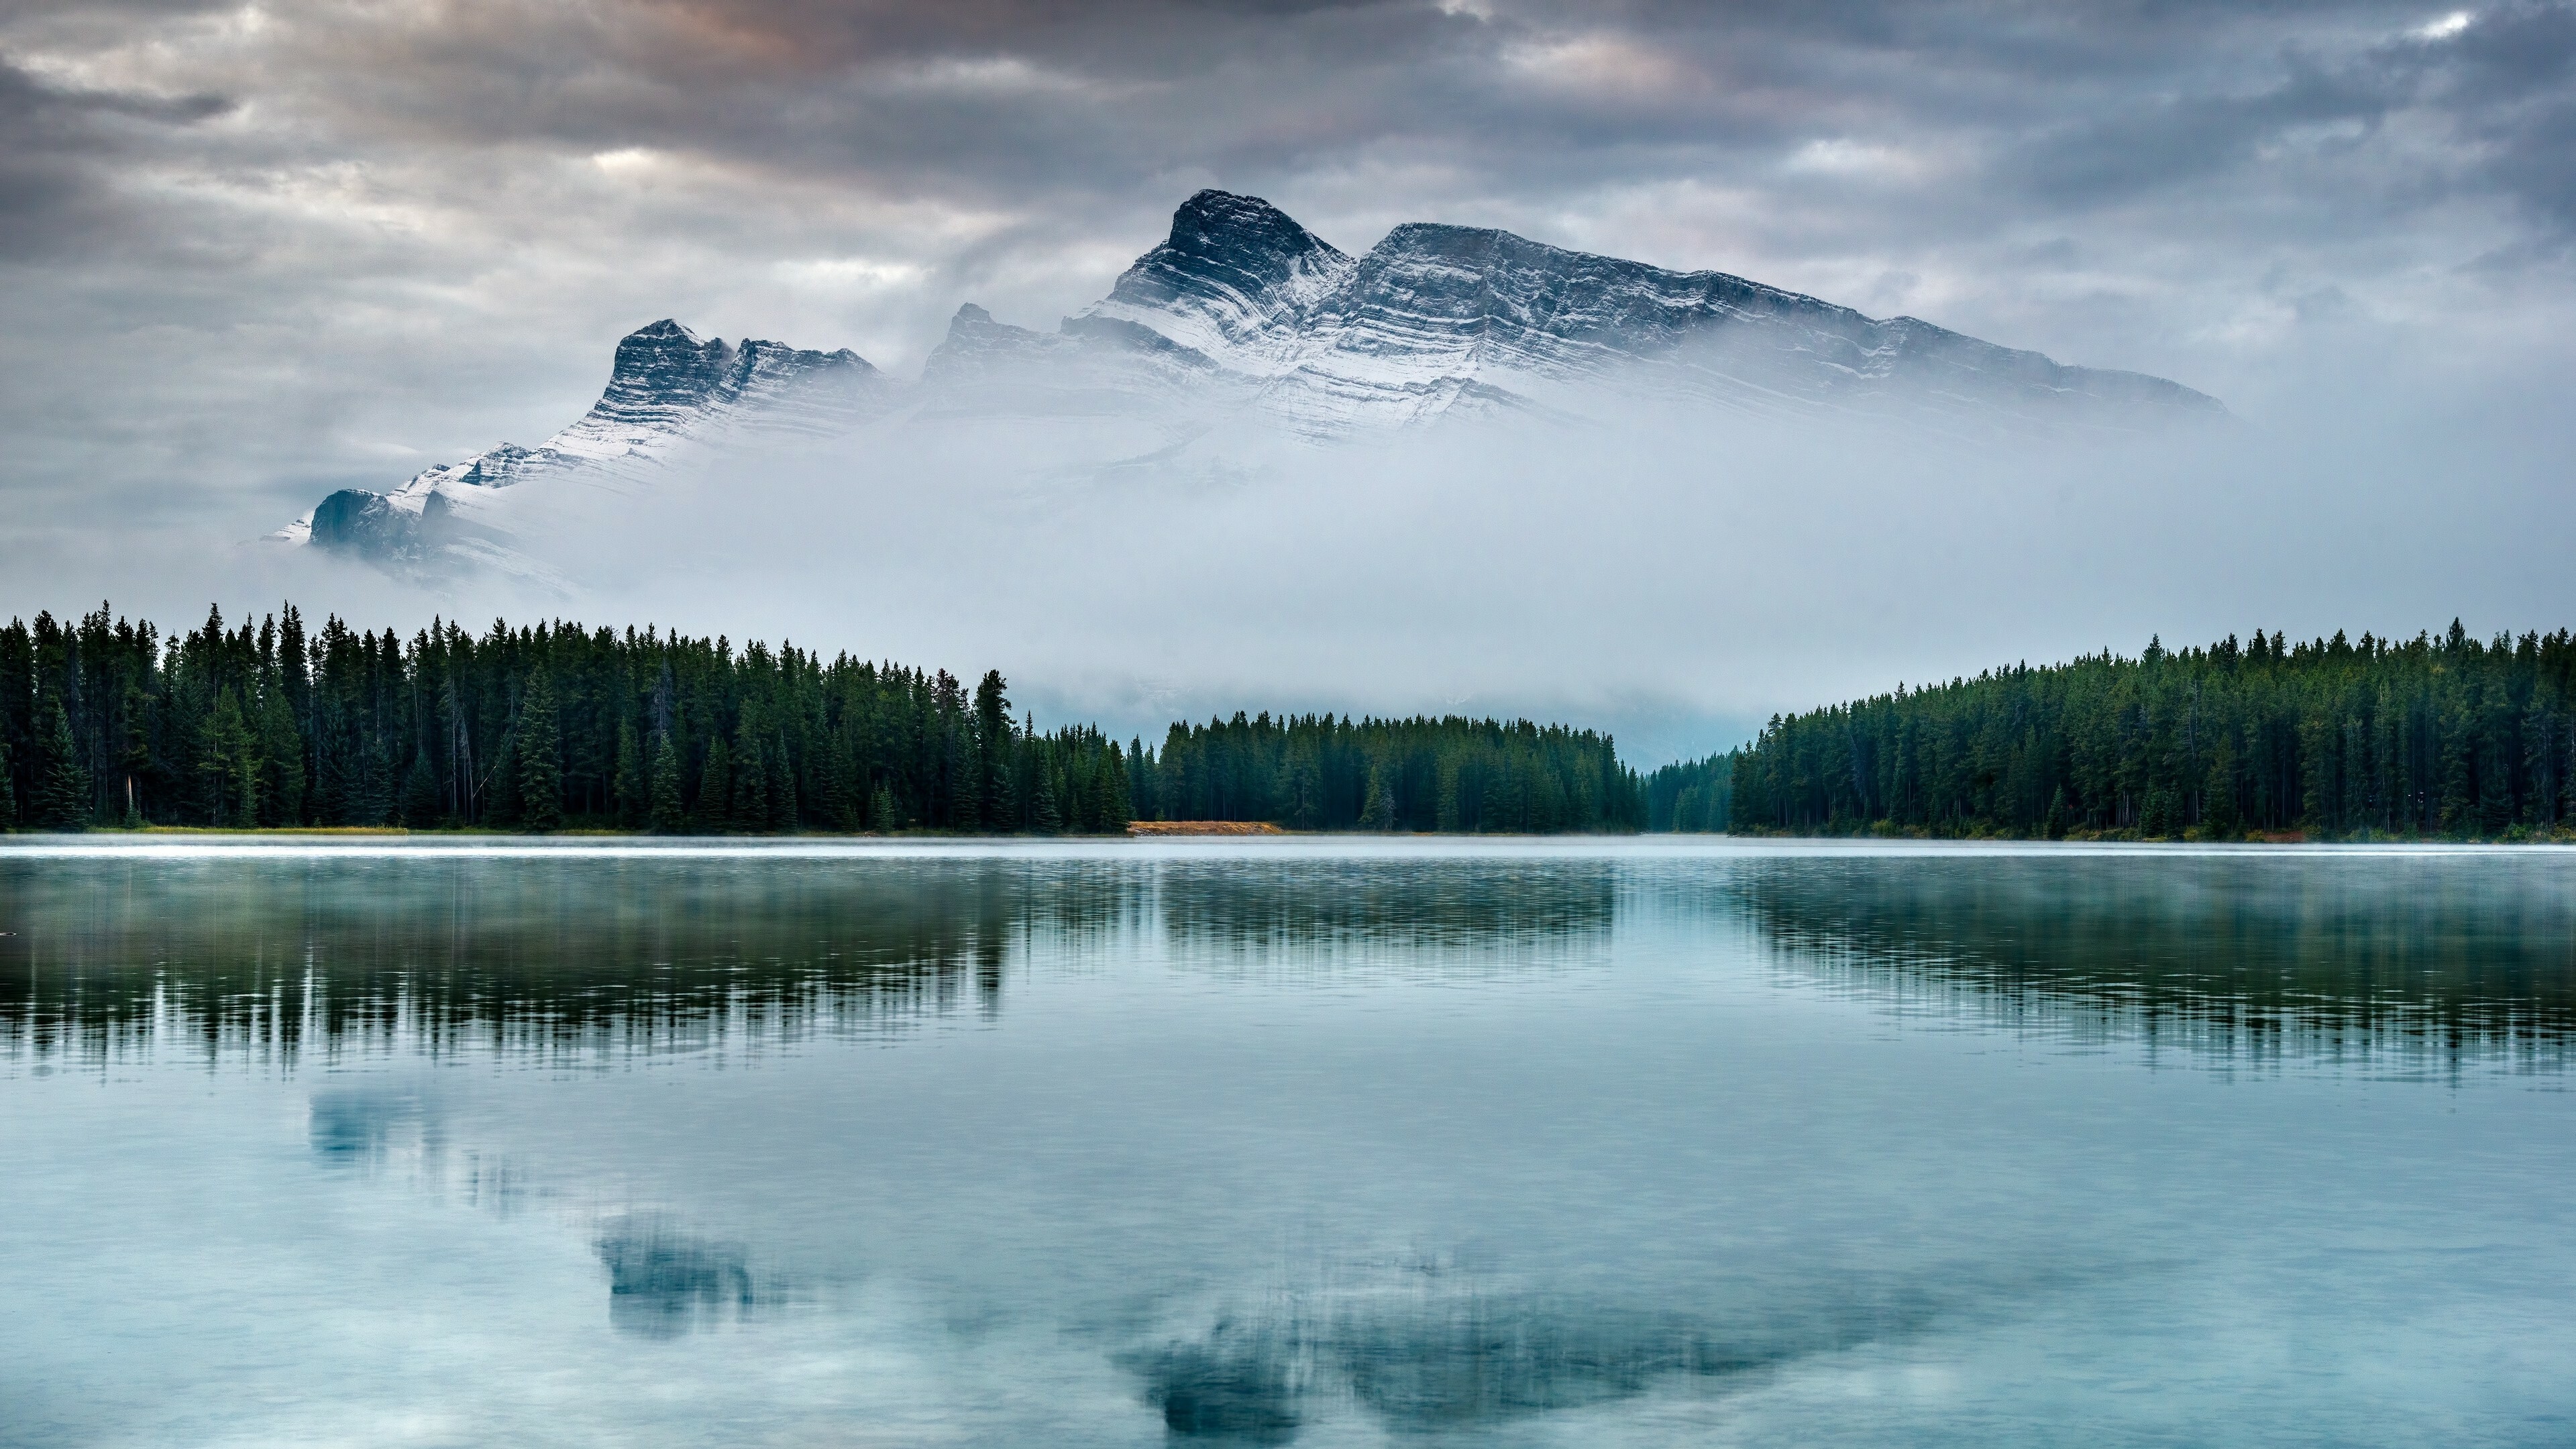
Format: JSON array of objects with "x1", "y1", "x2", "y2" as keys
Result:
[
  {"x1": 9, "y1": 843, "x2": 2575, "y2": 1071},
  {"x1": 4, "y1": 842, "x2": 2574, "y2": 1445}
]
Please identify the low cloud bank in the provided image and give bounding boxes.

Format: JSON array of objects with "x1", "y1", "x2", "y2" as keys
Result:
[{"x1": 9, "y1": 332, "x2": 2570, "y2": 767}]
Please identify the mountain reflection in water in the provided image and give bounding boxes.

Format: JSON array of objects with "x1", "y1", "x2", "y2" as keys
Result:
[
  {"x1": 7, "y1": 845, "x2": 2576, "y2": 1446},
  {"x1": 1119, "y1": 1261, "x2": 2013, "y2": 1440},
  {"x1": 594, "y1": 1213, "x2": 770, "y2": 1339},
  {"x1": 1130, "y1": 1297, "x2": 1833, "y2": 1440}
]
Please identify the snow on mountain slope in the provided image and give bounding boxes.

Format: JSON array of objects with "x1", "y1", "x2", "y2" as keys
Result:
[
  {"x1": 280, "y1": 190, "x2": 2222, "y2": 573},
  {"x1": 1077, "y1": 193, "x2": 2226, "y2": 435},
  {"x1": 1076, "y1": 189, "x2": 1356, "y2": 376},
  {"x1": 278, "y1": 321, "x2": 883, "y2": 568}
]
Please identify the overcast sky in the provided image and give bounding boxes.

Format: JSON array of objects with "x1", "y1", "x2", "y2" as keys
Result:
[{"x1": 4, "y1": 0, "x2": 2575, "y2": 741}]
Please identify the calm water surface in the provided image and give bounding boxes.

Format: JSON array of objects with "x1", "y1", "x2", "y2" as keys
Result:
[{"x1": 3, "y1": 840, "x2": 2573, "y2": 1446}]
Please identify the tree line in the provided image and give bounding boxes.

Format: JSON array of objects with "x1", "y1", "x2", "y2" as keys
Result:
[
  {"x1": 1730, "y1": 623, "x2": 2576, "y2": 841},
  {"x1": 1139, "y1": 712, "x2": 1641, "y2": 833},
  {"x1": 0, "y1": 602, "x2": 1642, "y2": 835},
  {"x1": 1644, "y1": 751, "x2": 1737, "y2": 834}
]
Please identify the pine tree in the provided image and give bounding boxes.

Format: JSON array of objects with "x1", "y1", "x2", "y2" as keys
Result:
[
  {"x1": 767, "y1": 729, "x2": 796, "y2": 830},
  {"x1": 32, "y1": 695, "x2": 93, "y2": 829},
  {"x1": 402, "y1": 750, "x2": 441, "y2": 827},
  {"x1": 1360, "y1": 763, "x2": 1395, "y2": 832},
  {"x1": 517, "y1": 674, "x2": 564, "y2": 830},
  {"x1": 2140, "y1": 783, "x2": 2174, "y2": 839},
  {"x1": 480, "y1": 718, "x2": 519, "y2": 827},
  {"x1": 973, "y1": 670, "x2": 1012, "y2": 822},
  {"x1": 822, "y1": 735, "x2": 859, "y2": 830},
  {"x1": 1033, "y1": 768, "x2": 1063, "y2": 834},
  {"x1": 870, "y1": 782, "x2": 901, "y2": 833},
  {"x1": 2202, "y1": 758, "x2": 2239, "y2": 837},
  {"x1": 0, "y1": 736, "x2": 16, "y2": 830},
  {"x1": 259, "y1": 680, "x2": 305, "y2": 826},
  {"x1": 731, "y1": 726, "x2": 767, "y2": 828},
  {"x1": 117, "y1": 680, "x2": 152, "y2": 826},
  {"x1": 1097, "y1": 749, "x2": 1134, "y2": 833},
  {"x1": 613, "y1": 719, "x2": 643, "y2": 827},
  {"x1": 698, "y1": 737, "x2": 733, "y2": 831},
  {"x1": 201, "y1": 688, "x2": 256, "y2": 828},
  {"x1": 649, "y1": 733, "x2": 686, "y2": 833}
]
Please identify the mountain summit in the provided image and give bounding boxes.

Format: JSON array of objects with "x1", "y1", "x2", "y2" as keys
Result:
[
  {"x1": 1065, "y1": 191, "x2": 2222, "y2": 433},
  {"x1": 280, "y1": 191, "x2": 2222, "y2": 570}
]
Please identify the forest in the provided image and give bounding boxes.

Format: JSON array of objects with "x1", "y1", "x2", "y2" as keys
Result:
[
  {"x1": 0, "y1": 603, "x2": 1642, "y2": 835},
  {"x1": 1730, "y1": 624, "x2": 2576, "y2": 841},
  {"x1": 1644, "y1": 751, "x2": 1737, "y2": 834}
]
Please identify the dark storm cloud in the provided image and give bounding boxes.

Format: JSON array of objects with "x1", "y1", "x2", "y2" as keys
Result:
[
  {"x1": 0, "y1": 56, "x2": 227, "y2": 256},
  {"x1": 2011, "y1": 3, "x2": 2576, "y2": 231},
  {"x1": 5, "y1": 2, "x2": 2562, "y2": 267}
]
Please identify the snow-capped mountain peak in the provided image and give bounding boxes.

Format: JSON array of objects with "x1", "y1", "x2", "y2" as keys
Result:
[
  {"x1": 280, "y1": 189, "x2": 2225, "y2": 572},
  {"x1": 1077, "y1": 190, "x2": 1356, "y2": 372}
]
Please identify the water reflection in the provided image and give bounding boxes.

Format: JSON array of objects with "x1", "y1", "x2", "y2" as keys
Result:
[
  {"x1": 309, "y1": 1083, "x2": 787, "y2": 1337},
  {"x1": 1120, "y1": 1263, "x2": 1968, "y2": 1440},
  {"x1": 595, "y1": 1213, "x2": 770, "y2": 1339},
  {"x1": 10, "y1": 849, "x2": 2576, "y2": 1073},
  {"x1": 1155, "y1": 857, "x2": 1617, "y2": 977},
  {"x1": 0, "y1": 857, "x2": 1037, "y2": 1065},
  {"x1": 0, "y1": 855, "x2": 1617, "y2": 1066},
  {"x1": 1727, "y1": 853, "x2": 2576, "y2": 1069},
  {"x1": 11, "y1": 846, "x2": 2576, "y2": 1445},
  {"x1": 308, "y1": 1085, "x2": 431, "y2": 1167}
]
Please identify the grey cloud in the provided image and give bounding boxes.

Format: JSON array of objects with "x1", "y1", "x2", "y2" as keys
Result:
[
  {"x1": 0, "y1": 57, "x2": 229, "y2": 256},
  {"x1": 2008, "y1": 5, "x2": 2576, "y2": 232},
  {"x1": 2436, "y1": 4, "x2": 2576, "y2": 226},
  {"x1": 5, "y1": 0, "x2": 2576, "y2": 745}
]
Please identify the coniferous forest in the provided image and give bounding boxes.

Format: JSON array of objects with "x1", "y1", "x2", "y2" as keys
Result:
[
  {"x1": 0, "y1": 604, "x2": 1643, "y2": 834},
  {"x1": 1644, "y1": 751, "x2": 1737, "y2": 835},
  {"x1": 1730, "y1": 625, "x2": 2576, "y2": 841}
]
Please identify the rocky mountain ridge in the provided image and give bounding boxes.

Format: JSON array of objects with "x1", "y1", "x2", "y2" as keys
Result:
[{"x1": 280, "y1": 189, "x2": 2223, "y2": 569}]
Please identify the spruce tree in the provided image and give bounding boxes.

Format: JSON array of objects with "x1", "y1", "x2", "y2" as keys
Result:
[
  {"x1": 32, "y1": 696, "x2": 92, "y2": 830},
  {"x1": 822, "y1": 739, "x2": 859, "y2": 830},
  {"x1": 731, "y1": 727, "x2": 767, "y2": 829},
  {"x1": 698, "y1": 737, "x2": 733, "y2": 831},
  {"x1": 1033, "y1": 769, "x2": 1063, "y2": 834},
  {"x1": 0, "y1": 736, "x2": 16, "y2": 830},
  {"x1": 869, "y1": 782, "x2": 901, "y2": 833},
  {"x1": 613, "y1": 719, "x2": 643, "y2": 827},
  {"x1": 1102, "y1": 751, "x2": 1134, "y2": 831},
  {"x1": 259, "y1": 684, "x2": 305, "y2": 826},
  {"x1": 973, "y1": 671, "x2": 1012, "y2": 820},
  {"x1": 2202, "y1": 759, "x2": 2239, "y2": 837},
  {"x1": 354, "y1": 737, "x2": 395, "y2": 827},
  {"x1": 1360, "y1": 764, "x2": 1395, "y2": 832},
  {"x1": 516, "y1": 674, "x2": 564, "y2": 830},
  {"x1": 649, "y1": 733, "x2": 686, "y2": 833},
  {"x1": 767, "y1": 730, "x2": 796, "y2": 830},
  {"x1": 201, "y1": 688, "x2": 244, "y2": 825},
  {"x1": 2140, "y1": 784, "x2": 2174, "y2": 839},
  {"x1": 402, "y1": 751, "x2": 441, "y2": 827}
]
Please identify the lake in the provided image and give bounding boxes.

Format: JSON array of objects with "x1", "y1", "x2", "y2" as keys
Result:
[{"x1": 3, "y1": 840, "x2": 2572, "y2": 1446}]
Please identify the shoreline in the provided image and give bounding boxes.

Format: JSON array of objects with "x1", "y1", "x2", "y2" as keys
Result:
[{"x1": 0, "y1": 833, "x2": 2565, "y2": 855}]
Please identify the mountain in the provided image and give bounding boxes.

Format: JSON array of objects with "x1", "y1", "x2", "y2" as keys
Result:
[
  {"x1": 281, "y1": 190, "x2": 2223, "y2": 570},
  {"x1": 277, "y1": 321, "x2": 883, "y2": 568},
  {"x1": 1075, "y1": 191, "x2": 2222, "y2": 435}
]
